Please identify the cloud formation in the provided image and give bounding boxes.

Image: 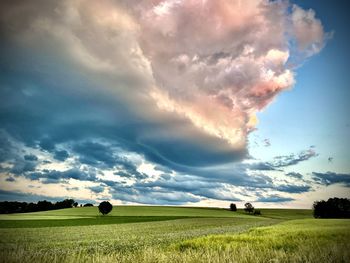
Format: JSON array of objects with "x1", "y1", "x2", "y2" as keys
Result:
[
  {"x1": 138, "y1": 0, "x2": 326, "y2": 147},
  {"x1": 0, "y1": 0, "x2": 330, "y2": 205},
  {"x1": 312, "y1": 172, "x2": 350, "y2": 187}
]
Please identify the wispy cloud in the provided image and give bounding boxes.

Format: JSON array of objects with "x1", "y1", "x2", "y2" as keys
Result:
[{"x1": 312, "y1": 172, "x2": 350, "y2": 187}]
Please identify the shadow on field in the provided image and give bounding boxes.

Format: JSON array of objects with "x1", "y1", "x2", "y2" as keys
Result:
[{"x1": 0, "y1": 216, "x2": 190, "y2": 228}]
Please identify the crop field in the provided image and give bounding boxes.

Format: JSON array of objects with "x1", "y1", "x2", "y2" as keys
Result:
[{"x1": 0, "y1": 206, "x2": 349, "y2": 263}]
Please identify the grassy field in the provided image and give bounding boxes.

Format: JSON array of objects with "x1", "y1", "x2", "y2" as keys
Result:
[{"x1": 0, "y1": 206, "x2": 348, "y2": 263}]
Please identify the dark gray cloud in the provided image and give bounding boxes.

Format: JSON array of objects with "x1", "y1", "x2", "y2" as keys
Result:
[
  {"x1": 53, "y1": 150, "x2": 69, "y2": 161},
  {"x1": 275, "y1": 184, "x2": 311, "y2": 193},
  {"x1": 110, "y1": 185, "x2": 201, "y2": 205},
  {"x1": 27, "y1": 168, "x2": 97, "y2": 184},
  {"x1": 73, "y1": 142, "x2": 117, "y2": 168},
  {"x1": 0, "y1": 131, "x2": 16, "y2": 162},
  {"x1": 10, "y1": 159, "x2": 37, "y2": 175},
  {"x1": 5, "y1": 177, "x2": 15, "y2": 182},
  {"x1": 312, "y1": 172, "x2": 350, "y2": 187},
  {"x1": 24, "y1": 154, "x2": 38, "y2": 161},
  {"x1": 134, "y1": 175, "x2": 241, "y2": 201}
]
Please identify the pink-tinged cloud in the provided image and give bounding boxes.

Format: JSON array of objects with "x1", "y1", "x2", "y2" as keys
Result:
[
  {"x1": 136, "y1": 0, "x2": 327, "y2": 148},
  {"x1": 0, "y1": 0, "x2": 326, "y2": 153}
]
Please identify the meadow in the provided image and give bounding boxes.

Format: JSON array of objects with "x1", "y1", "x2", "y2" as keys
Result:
[{"x1": 0, "y1": 206, "x2": 349, "y2": 263}]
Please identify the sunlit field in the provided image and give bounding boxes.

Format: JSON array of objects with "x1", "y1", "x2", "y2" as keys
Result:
[{"x1": 0, "y1": 206, "x2": 348, "y2": 263}]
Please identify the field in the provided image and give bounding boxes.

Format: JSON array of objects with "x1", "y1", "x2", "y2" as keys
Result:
[{"x1": 0, "y1": 206, "x2": 349, "y2": 263}]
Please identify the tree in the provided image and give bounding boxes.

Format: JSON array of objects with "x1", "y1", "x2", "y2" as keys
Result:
[
  {"x1": 98, "y1": 201, "x2": 113, "y2": 215},
  {"x1": 313, "y1": 198, "x2": 350, "y2": 218},
  {"x1": 73, "y1": 202, "x2": 78, "y2": 208},
  {"x1": 54, "y1": 199, "x2": 75, "y2": 209},
  {"x1": 230, "y1": 203, "x2": 237, "y2": 211},
  {"x1": 244, "y1": 202, "x2": 254, "y2": 214},
  {"x1": 83, "y1": 203, "x2": 94, "y2": 207}
]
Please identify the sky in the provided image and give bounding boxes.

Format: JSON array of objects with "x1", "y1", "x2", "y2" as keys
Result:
[{"x1": 0, "y1": 0, "x2": 349, "y2": 208}]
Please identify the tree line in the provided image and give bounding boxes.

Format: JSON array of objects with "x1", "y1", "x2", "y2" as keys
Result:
[
  {"x1": 313, "y1": 197, "x2": 350, "y2": 218},
  {"x1": 0, "y1": 199, "x2": 92, "y2": 214}
]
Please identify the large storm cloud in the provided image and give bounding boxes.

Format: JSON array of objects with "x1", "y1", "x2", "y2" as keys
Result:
[{"x1": 0, "y1": 0, "x2": 331, "y2": 205}]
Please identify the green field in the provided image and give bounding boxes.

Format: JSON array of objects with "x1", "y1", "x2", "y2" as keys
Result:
[{"x1": 0, "y1": 206, "x2": 348, "y2": 263}]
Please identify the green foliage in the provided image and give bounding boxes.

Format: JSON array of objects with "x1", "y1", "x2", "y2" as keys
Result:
[
  {"x1": 229, "y1": 203, "x2": 237, "y2": 211},
  {"x1": 98, "y1": 201, "x2": 113, "y2": 215},
  {"x1": 313, "y1": 197, "x2": 350, "y2": 218},
  {"x1": 244, "y1": 202, "x2": 254, "y2": 213}
]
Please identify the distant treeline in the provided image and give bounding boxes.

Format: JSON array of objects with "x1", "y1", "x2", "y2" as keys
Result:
[
  {"x1": 0, "y1": 199, "x2": 90, "y2": 214},
  {"x1": 313, "y1": 197, "x2": 350, "y2": 218}
]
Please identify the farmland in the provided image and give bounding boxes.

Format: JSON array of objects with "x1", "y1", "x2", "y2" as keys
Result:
[{"x1": 0, "y1": 206, "x2": 349, "y2": 263}]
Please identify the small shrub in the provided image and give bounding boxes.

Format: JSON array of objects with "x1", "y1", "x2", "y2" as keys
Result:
[{"x1": 254, "y1": 210, "x2": 261, "y2": 215}]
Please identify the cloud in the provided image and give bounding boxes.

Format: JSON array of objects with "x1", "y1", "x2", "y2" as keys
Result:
[
  {"x1": 73, "y1": 141, "x2": 118, "y2": 168},
  {"x1": 10, "y1": 160, "x2": 37, "y2": 175},
  {"x1": 53, "y1": 150, "x2": 69, "y2": 161},
  {"x1": 0, "y1": 0, "x2": 326, "y2": 165},
  {"x1": 134, "y1": 174, "x2": 241, "y2": 201},
  {"x1": 5, "y1": 177, "x2": 15, "y2": 182},
  {"x1": 291, "y1": 5, "x2": 326, "y2": 55},
  {"x1": 275, "y1": 184, "x2": 311, "y2": 194},
  {"x1": 286, "y1": 172, "x2": 303, "y2": 179},
  {"x1": 88, "y1": 185, "x2": 105, "y2": 194},
  {"x1": 66, "y1": 186, "x2": 79, "y2": 191},
  {"x1": 24, "y1": 154, "x2": 38, "y2": 161},
  {"x1": 0, "y1": 0, "x2": 328, "y2": 205},
  {"x1": 312, "y1": 172, "x2": 350, "y2": 187},
  {"x1": 0, "y1": 189, "x2": 93, "y2": 203},
  {"x1": 269, "y1": 148, "x2": 318, "y2": 168},
  {"x1": 263, "y1": 139, "x2": 271, "y2": 147},
  {"x1": 27, "y1": 168, "x2": 97, "y2": 184},
  {"x1": 138, "y1": 0, "x2": 326, "y2": 147},
  {"x1": 256, "y1": 195, "x2": 295, "y2": 203},
  {"x1": 111, "y1": 187, "x2": 201, "y2": 205}
]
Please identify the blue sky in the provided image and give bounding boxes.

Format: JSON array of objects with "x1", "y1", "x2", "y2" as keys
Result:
[{"x1": 0, "y1": 0, "x2": 349, "y2": 208}]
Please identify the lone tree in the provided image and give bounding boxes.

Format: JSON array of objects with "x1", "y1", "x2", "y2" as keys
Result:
[
  {"x1": 313, "y1": 197, "x2": 350, "y2": 218},
  {"x1": 244, "y1": 202, "x2": 254, "y2": 214},
  {"x1": 98, "y1": 201, "x2": 113, "y2": 215},
  {"x1": 230, "y1": 203, "x2": 237, "y2": 211},
  {"x1": 73, "y1": 202, "x2": 78, "y2": 208}
]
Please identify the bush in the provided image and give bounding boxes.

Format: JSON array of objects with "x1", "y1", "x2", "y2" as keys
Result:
[
  {"x1": 230, "y1": 203, "x2": 237, "y2": 211},
  {"x1": 254, "y1": 210, "x2": 261, "y2": 215},
  {"x1": 244, "y1": 202, "x2": 254, "y2": 213},
  {"x1": 83, "y1": 203, "x2": 94, "y2": 207},
  {"x1": 313, "y1": 197, "x2": 350, "y2": 218},
  {"x1": 98, "y1": 201, "x2": 113, "y2": 215}
]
